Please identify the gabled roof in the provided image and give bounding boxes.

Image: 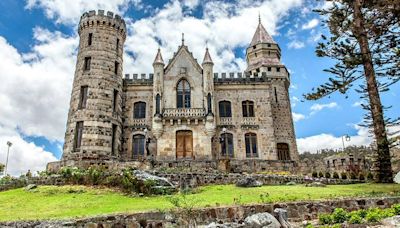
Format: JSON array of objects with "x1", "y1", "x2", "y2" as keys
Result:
[
  {"x1": 250, "y1": 20, "x2": 275, "y2": 46},
  {"x1": 164, "y1": 44, "x2": 203, "y2": 74},
  {"x1": 202, "y1": 48, "x2": 213, "y2": 65}
]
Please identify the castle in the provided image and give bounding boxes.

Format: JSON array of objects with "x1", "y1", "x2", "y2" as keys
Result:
[{"x1": 48, "y1": 10, "x2": 299, "y2": 172}]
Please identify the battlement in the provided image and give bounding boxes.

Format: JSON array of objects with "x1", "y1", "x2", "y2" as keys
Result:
[
  {"x1": 213, "y1": 71, "x2": 287, "y2": 83},
  {"x1": 123, "y1": 73, "x2": 153, "y2": 85},
  {"x1": 79, "y1": 10, "x2": 126, "y2": 34}
]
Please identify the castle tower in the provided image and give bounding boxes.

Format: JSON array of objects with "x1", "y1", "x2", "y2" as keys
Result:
[
  {"x1": 246, "y1": 17, "x2": 299, "y2": 162},
  {"x1": 152, "y1": 48, "x2": 165, "y2": 140},
  {"x1": 202, "y1": 47, "x2": 216, "y2": 138},
  {"x1": 62, "y1": 10, "x2": 126, "y2": 166}
]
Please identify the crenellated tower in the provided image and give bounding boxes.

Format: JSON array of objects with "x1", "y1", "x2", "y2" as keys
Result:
[{"x1": 62, "y1": 10, "x2": 126, "y2": 165}]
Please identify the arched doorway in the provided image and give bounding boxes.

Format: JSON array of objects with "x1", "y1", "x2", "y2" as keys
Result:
[{"x1": 176, "y1": 130, "x2": 193, "y2": 159}]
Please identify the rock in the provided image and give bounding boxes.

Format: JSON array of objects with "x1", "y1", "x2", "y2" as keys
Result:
[
  {"x1": 236, "y1": 176, "x2": 262, "y2": 188},
  {"x1": 201, "y1": 222, "x2": 244, "y2": 228},
  {"x1": 382, "y1": 215, "x2": 400, "y2": 227},
  {"x1": 24, "y1": 184, "x2": 37, "y2": 191},
  {"x1": 286, "y1": 181, "x2": 296, "y2": 186},
  {"x1": 394, "y1": 172, "x2": 400, "y2": 183},
  {"x1": 305, "y1": 182, "x2": 326, "y2": 187},
  {"x1": 132, "y1": 170, "x2": 175, "y2": 189},
  {"x1": 274, "y1": 208, "x2": 291, "y2": 228},
  {"x1": 244, "y1": 212, "x2": 281, "y2": 228}
]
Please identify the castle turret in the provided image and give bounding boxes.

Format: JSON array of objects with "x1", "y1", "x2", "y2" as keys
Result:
[
  {"x1": 62, "y1": 10, "x2": 126, "y2": 165},
  {"x1": 152, "y1": 48, "x2": 165, "y2": 139}
]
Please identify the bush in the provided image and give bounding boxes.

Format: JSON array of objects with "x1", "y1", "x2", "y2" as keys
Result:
[
  {"x1": 366, "y1": 208, "x2": 383, "y2": 223},
  {"x1": 332, "y1": 208, "x2": 348, "y2": 224},
  {"x1": 341, "y1": 172, "x2": 347, "y2": 179},
  {"x1": 87, "y1": 166, "x2": 105, "y2": 185},
  {"x1": 319, "y1": 213, "x2": 333, "y2": 225},
  {"x1": 312, "y1": 171, "x2": 318, "y2": 178},
  {"x1": 319, "y1": 171, "x2": 324, "y2": 178},
  {"x1": 333, "y1": 172, "x2": 339, "y2": 179},
  {"x1": 359, "y1": 173, "x2": 365, "y2": 181},
  {"x1": 367, "y1": 172, "x2": 374, "y2": 180},
  {"x1": 348, "y1": 213, "x2": 362, "y2": 224},
  {"x1": 350, "y1": 172, "x2": 357, "y2": 180},
  {"x1": 325, "y1": 172, "x2": 331, "y2": 178},
  {"x1": 392, "y1": 204, "x2": 400, "y2": 215}
]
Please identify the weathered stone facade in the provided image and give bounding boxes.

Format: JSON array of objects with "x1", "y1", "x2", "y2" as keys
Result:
[{"x1": 57, "y1": 10, "x2": 299, "y2": 170}]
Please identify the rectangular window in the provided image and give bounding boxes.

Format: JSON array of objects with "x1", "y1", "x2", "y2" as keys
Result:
[
  {"x1": 268, "y1": 67, "x2": 271, "y2": 71},
  {"x1": 84, "y1": 57, "x2": 91, "y2": 71},
  {"x1": 114, "y1": 61, "x2": 119, "y2": 74},
  {"x1": 245, "y1": 133, "x2": 258, "y2": 158},
  {"x1": 111, "y1": 124, "x2": 117, "y2": 155},
  {"x1": 274, "y1": 87, "x2": 278, "y2": 103},
  {"x1": 116, "y1": 38, "x2": 120, "y2": 52},
  {"x1": 277, "y1": 67, "x2": 281, "y2": 72},
  {"x1": 78, "y1": 86, "x2": 88, "y2": 109},
  {"x1": 88, "y1": 33, "x2": 92, "y2": 46},
  {"x1": 74, "y1": 121, "x2": 84, "y2": 151},
  {"x1": 112, "y1": 90, "x2": 118, "y2": 112}
]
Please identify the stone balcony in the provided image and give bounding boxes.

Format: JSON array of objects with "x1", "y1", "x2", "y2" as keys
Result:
[
  {"x1": 125, "y1": 118, "x2": 148, "y2": 128},
  {"x1": 162, "y1": 108, "x2": 206, "y2": 120},
  {"x1": 241, "y1": 117, "x2": 258, "y2": 128},
  {"x1": 218, "y1": 117, "x2": 233, "y2": 126}
]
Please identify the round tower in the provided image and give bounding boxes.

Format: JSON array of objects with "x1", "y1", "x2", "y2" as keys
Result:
[{"x1": 62, "y1": 10, "x2": 126, "y2": 166}]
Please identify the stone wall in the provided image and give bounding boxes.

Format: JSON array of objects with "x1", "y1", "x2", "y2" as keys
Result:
[{"x1": 1, "y1": 196, "x2": 399, "y2": 226}]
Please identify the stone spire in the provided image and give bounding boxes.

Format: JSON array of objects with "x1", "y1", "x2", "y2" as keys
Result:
[
  {"x1": 202, "y1": 47, "x2": 213, "y2": 65},
  {"x1": 250, "y1": 17, "x2": 275, "y2": 46},
  {"x1": 153, "y1": 48, "x2": 164, "y2": 65}
]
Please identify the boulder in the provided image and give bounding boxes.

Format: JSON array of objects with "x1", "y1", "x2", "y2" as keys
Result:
[
  {"x1": 244, "y1": 212, "x2": 281, "y2": 228},
  {"x1": 382, "y1": 215, "x2": 400, "y2": 227},
  {"x1": 132, "y1": 170, "x2": 176, "y2": 193},
  {"x1": 394, "y1": 172, "x2": 400, "y2": 183},
  {"x1": 286, "y1": 181, "x2": 296, "y2": 186},
  {"x1": 24, "y1": 184, "x2": 37, "y2": 191},
  {"x1": 305, "y1": 182, "x2": 326, "y2": 187},
  {"x1": 236, "y1": 176, "x2": 262, "y2": 188}
]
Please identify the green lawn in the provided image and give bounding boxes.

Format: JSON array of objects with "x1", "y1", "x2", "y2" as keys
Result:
[{"x1": 0, "y1": 183, "x2": 399, "y2": 221}]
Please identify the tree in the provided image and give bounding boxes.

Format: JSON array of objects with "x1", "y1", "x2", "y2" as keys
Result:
[
  {"x1": 305, "y1": 0, "x2": 400, "y2": 183},
  {"x1": 0, "y1": 163, "x2": 4, "y2": 174}
]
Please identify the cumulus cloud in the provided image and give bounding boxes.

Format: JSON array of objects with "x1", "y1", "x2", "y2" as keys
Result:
[
  {"x1": 0, "y1": 126, "x2": 57, "y2": 176},
  {"x1": 301, "y1": 18, "x2": 319, "y2": 30},
  {"x1": 288, "y1": 40, "x2": 305, "y2": 49},
  {"x1": 297, "y1": 125, "x2": 372, "y2": 153},
  {"x1": 310, "y1": 102, "x2": 338, "y2": 115},
  {"x1": 293, "y1": 112, "x2": 306, "y2": 122}
]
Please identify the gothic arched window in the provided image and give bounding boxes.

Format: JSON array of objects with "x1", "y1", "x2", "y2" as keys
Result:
[
  {"x1": 133, "y1": 102, "x2": 146, "y2": 119},
  {"x1": 132, "y1": 134, "x2": 145, "y2": 159},
  {"x1": 177, "y1": 79, "x2": 191, "y2": 108},
  {"x1": 245, "y1": 133, "x2": 258, "y2": 158}
]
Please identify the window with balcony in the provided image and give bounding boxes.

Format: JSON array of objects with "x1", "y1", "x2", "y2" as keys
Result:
[
  {"x1": 133, "y1": 102, "x2": 146, "y2": 119},
  {"x1": 245, "y1": 133, "x2": 258, "y2": 158},
  {"x1": 219, "y1": 101, "x2": 232, "y2": 117},
  {"x1": 177, "y1": 79, "x2": 190, "y2": 108},
  {"x1": 242, "y1": 100, "x2": 254, "y2": 117}
]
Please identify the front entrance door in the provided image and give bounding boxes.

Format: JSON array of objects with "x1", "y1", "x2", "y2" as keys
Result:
[{"x1": 176, "y1": 130, "x2": 193, "y2": 159}]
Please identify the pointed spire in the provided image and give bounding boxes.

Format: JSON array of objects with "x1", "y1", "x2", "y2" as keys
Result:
[
  {"x1": 182, "y1": 33, "x2": 185, "y2": 46},
  {"x1": 250, "y1": 16, "x2": 275, "y2": 46},
  {"x1": 153, "y1": 48, "x2": 164, "y2": 65},
  {"x1": 202, "y1": 47, "x2": 213, "y2": 65}
]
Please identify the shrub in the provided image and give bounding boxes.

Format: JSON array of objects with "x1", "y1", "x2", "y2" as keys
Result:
[
  {"x1": 348, "y1": 213, "x2": 362, "y2": 224},
  {"x1": 319, "y1": 171, "x2": 324, "y2": 178},
  {"x1": 325, "y1": 172, "x2": 331, "y2": 178},
  {"x1": 318, "y1": 213, "x2": 333, "y2": 225},
  {"x1": 365, "y1": 208, "x2": 383, "y2": 223},
  {"x1": 333, "y1": 172, "x2": 339, "y2": 179},
  {"x1": 312, "y1": 171, "x2": 318, "y2": 178},
  {"x1": 350, "y1": 172, "x2": 357, "y2": 180},
  {"x1": 341, "y1": 172, "x2": 347, "y2": 179},
  {"x1": 367, "y1": 172, "x2": 374, "y2": 180},
  {"x1": 359, "y1": 173, "x2": 365, "y2": 181},
  {"x1": 392, "y1": 204, "x2": 400, "y2": 215},
  {"x1": 332, "y1": 208, "x2": 348, "y2": 224},
  {"x1": 87, "y1": 166, "x2": 104, "y2": 185}
]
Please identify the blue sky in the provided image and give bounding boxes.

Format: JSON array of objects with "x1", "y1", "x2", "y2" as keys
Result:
[{"x1": 0, "y1": 0, "x2": 398, "y2": 175}]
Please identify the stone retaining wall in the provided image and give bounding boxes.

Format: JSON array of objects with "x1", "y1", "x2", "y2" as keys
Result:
[{"x1": 1, "y1": 196, "x2": 399, "y2": 227}]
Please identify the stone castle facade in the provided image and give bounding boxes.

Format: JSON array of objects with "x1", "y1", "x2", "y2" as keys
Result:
[{"x1": 51, "y1": 10, "x2": 299, "y2": 171}]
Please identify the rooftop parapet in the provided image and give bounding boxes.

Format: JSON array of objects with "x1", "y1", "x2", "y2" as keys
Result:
[
  {"x1": 213, "y1": 70, "x2": 288, "y2": 84},
  {"x1": 79, "y1": 10, "x2": 126, "y2": 35},
  {"x1": 124, "y1": 73, "x2": 154, "y2": 85}
]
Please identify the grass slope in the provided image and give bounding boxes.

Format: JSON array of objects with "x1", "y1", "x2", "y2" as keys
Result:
[{"x1": 0, "y1": 183, "x2": 399, "y2": 221}]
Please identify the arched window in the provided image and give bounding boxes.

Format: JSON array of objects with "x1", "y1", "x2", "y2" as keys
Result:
[
  {"x1": 177, "y1": 79, "x2": 191, "y2": 108},
  {"x1": 277, "y1": 143, "x2": 290, "y2": 160},
  {"x1": 207, "y1": 93, "x2": 212, "y2": 114},
  {"x1": 133, "y1": 102, "x2": 146, "y2": 119},
  {"x1": 132, "y1": 134, "x2": 145, "y2": 159},
  {"x1": 245, "y1": 133, "x2": 258, "y2": 158},
  {"x1": 242, "y1": 100, "x2": 254, "y2": 117},
  {"x1": 155, "y1": 94, "x2": 161, "y2": 115},
  {"x1": 220, "y1": 133, "x2": 234, "y2": 158},
  {"x1": 219, "y1": 101, "x2": 232, "y2": 117}
]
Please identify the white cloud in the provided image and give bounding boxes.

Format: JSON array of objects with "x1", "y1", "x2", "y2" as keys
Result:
[
  {"x1": 352, "y1": 101, "x2": 364, "y2": 107},
  {"x1": 297, "y1": 125, "x2": 372, "y2": 153},
  {"x1": 182, "y1": 0, "x2": 200, "y2": 9},
  {"x1": 293, "y1": 112, "x2": 306, "y2": 122},
  {"x1": 302, "y1": 18, "x2": 319, "y2": 30},
  {"x1": 0, "y1": 126, "x2": 57, "y2": 176},
  {"x1": 288, "y1": 40, "x2": 305, "y2": 49},
  {"x1": 310, "y1": 102, "x2": 338, "y2": 115}
]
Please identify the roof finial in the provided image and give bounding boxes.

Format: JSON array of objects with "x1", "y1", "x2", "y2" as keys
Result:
[
  {"x1": 258, "y1": 12, "x2": 261, "y2": 24},
  {"x1": 205, "y1": 40, "x2": 208, "y2": 49},
  {"x1": 182, "y1": 33, "x2": 185, "y2": 45}
]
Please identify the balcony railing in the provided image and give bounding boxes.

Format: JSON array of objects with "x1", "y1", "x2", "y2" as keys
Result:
[
  {"x1": 219, "y1": 117, "x2": 233, "y2": 125},
  {"x1": 162, "y1": 108, "x2": 205, "y2": 119},
  {"x1": 242, "y1": 117, "x2": 257, "y2": 125}
]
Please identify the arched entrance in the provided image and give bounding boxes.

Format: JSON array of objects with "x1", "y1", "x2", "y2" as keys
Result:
[{"x1": 176, "y1": 130, "x2": 193, "y2": 159}]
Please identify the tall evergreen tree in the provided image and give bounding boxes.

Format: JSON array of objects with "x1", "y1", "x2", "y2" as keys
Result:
[{"x1": 305, "y1": 0, "x2": 400, "y2": 183}]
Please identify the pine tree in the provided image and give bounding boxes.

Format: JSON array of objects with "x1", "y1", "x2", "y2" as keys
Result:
[{"x1": 305, "y1": 0, "x2": 400, "y2": 183}]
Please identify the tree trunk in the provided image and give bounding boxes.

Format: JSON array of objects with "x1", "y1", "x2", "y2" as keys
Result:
[{"x1": 352, "y1": 0, "x2": 393, "y2": 183}]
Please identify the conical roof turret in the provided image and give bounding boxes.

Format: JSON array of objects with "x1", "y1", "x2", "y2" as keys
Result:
[
  {"x1": 153, "y1": 48, "x2": 164, "y2": 65},
  {"x1": 250, "y1": 17, "x2": 275, "y2": 46},
  {"x1": 202, "y1": 48, "x2": 213, "y2": 65}
]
